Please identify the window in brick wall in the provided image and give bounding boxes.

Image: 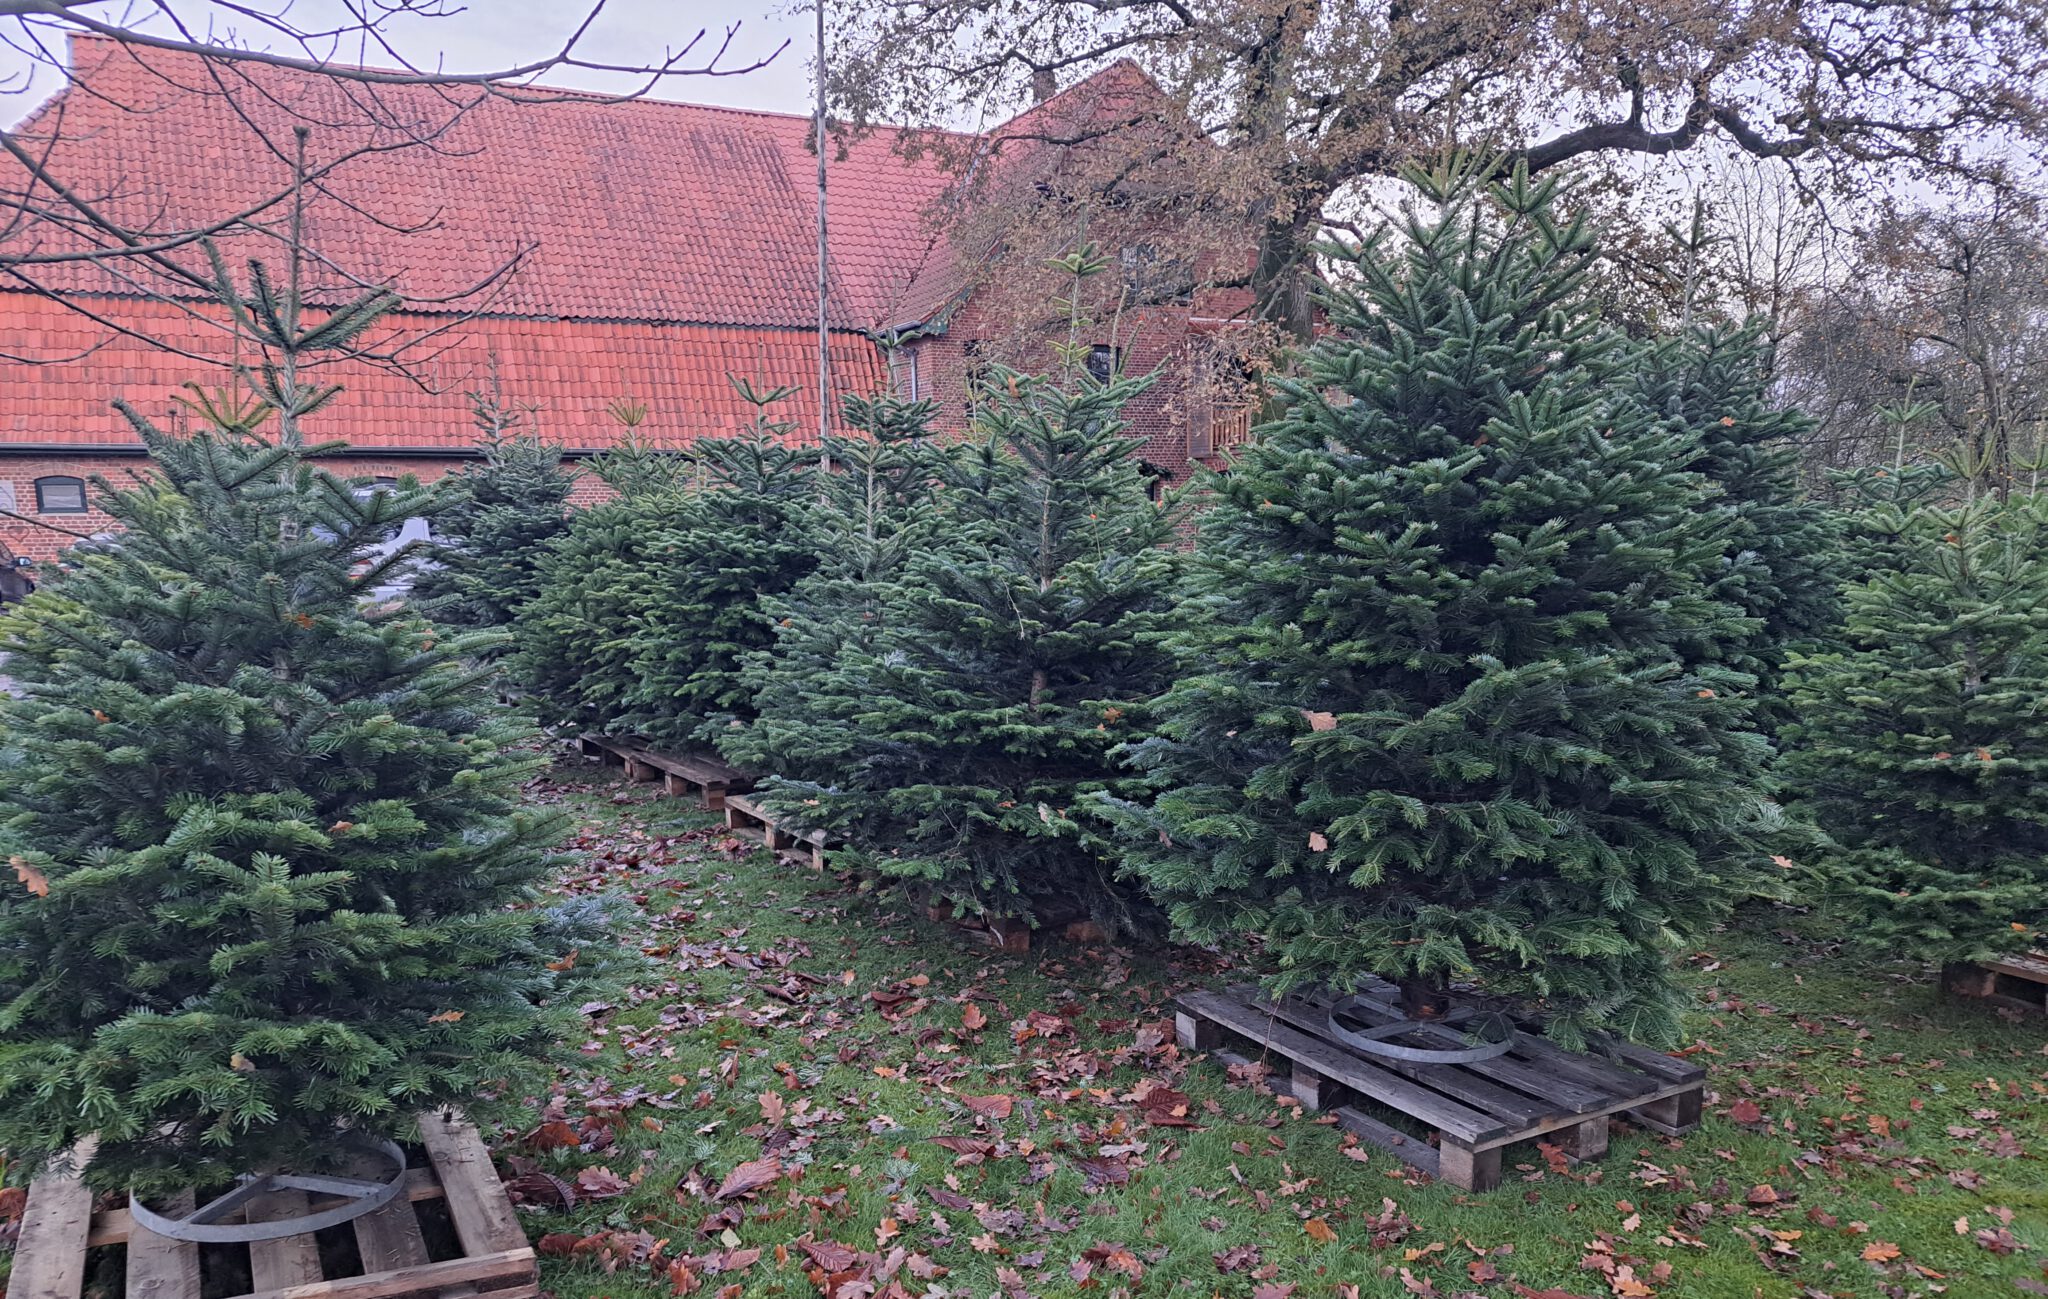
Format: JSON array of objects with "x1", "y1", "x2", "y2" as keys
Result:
[
  {"x1": 887, "y1": 345, "x2": 921, "y2": 400},
  {"x1": 0, "y1": 481, "x2": 16, "y2": 515},
  {"x1": 34, "y1": 476, "x2": 86, "y2": 514},
  {"x1": 1085, "y1": 344, "x2": 1122, "y2": 383}
]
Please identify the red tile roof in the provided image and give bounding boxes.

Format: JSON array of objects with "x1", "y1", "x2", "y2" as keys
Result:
[
  {"x1": 4, "y1": 35, "x2": 978, "y2": 331},
  {"x1": 0, "y1": 292, "x2": 886, "y2": 451},
  {"x1": 0, "y1": 40, "x2": 1177, "y2": 456}
]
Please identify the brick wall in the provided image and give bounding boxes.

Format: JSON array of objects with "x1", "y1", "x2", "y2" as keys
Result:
[{"x1": 905, "y1": 297, "x2": 1206, "y2": 483}]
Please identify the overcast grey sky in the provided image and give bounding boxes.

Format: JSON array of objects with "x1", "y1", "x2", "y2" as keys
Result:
[{"x1": 1, "y1": 1, "x2": 819, "y2": 127}]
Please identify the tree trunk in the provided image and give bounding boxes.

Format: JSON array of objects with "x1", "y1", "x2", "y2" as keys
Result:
[
  {"x1": 1251, "y1": 216, "x2": 1316, "y2": 344},
  {"x1": 1397, "y1": 974, "x2": 1450, "y2": 1021}
]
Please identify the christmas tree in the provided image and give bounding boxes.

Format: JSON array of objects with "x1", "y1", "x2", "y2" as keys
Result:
[
  {"x1": 1112, "y1": 164, "x2": 1773, "y2": 1047},
  {"x1": 514, "y1": 387, "x2": 815, "y2": 751},
  {"x1": 721, "y1": 377, "x2": 948, "y2": 781},
  {"x1": 618, "y1": 388, "x2": 818, "y2": 752},
  {"x1": 414, "y1": 386, "x2": 579, "y2": 632},
  {"x1": 1625, "y1": 320, "x2": 1842, "y2": 714},
  {"x1": 509, "y1": 475, "x2": 673, "y2": 740},
  {"x1": 0, "y1": 261, "x2": 566, "y2": 1193},
  {"x1": 1782, "y1": 493, "x2": 2048, "y2": 966},
  {"x1": 760, "y1": 254, "x2": 1182, "y2": 932}
]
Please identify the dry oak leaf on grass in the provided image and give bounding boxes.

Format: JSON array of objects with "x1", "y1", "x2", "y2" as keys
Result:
[
  {"x1": 1861, "y1": 1240, "x2": 1902, "y2": 1262},
  {"x1": 714, "y1": 1157, "x2": 782, "y2": 1201},
  {"x1": 574, "y1": 1166, "x2": 631, "y2": 1199},
  {"x1": 962, "y1": 1093, "x2": 1014, "y2": 1120}
]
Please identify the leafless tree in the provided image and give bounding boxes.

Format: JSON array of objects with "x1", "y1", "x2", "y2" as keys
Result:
[
  {"x1": 0, "y1": 2, "x2": 784, "y2": 369},
  {"x1": 826, "y1": 0, "x2": 2048, "y2": 342},
  {"x1": 1777, "y1": 202, "x2": 2048, "y2": 483}
]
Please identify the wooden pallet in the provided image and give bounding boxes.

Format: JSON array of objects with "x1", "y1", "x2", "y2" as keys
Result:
[
  {"x1": 576, "y1": 735, "x2": 752, "y2": 811},
  {"x1": 1944, "y1": 952, "x2": 2048, "y2": 1013},
  {"x1": 724, "y1": 793, "x2": 828, "y2": 870},
  {"x1": 10, "y1": 1114, "x2": 534, "y2": 1299},
  {"x1": 1176, "y1": 983, "x2": 1705, "y2": 1191}
]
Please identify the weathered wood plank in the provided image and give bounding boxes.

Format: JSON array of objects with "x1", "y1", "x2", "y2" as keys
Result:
[
  {"x1": 417, "y1": 1112, "x2": 528, "y2": 1255},
  {"x1": 1175, "y1": 1010, "x2": 1223, "y2": 1052},
  {"x1": 1331, "y1": 1106, "x2": 1439, "y2": 1179},
  {"x1": 238, "y1": 1248, "x2": 535, "y2": 1299},
  {"x1": 1178, "y1": 991, "x2": 1505, "y2": 1144},
  {"x1": 246, "y1": 1190, "x2": 325, "y2": 1292},
  {"x1": 1438, "y1": 1140, "x2": 1503, "y2": 1192},
  {"x1": 1983, "y1": 951, "x2": 2048, "y2": 981},
  {"x1": 352, "y1": 1196, "x2": 431, "y2": 1273},
  {"x1": 1557, "y1": 1114, "x2": 1611, "y2": 1162},
  {"x1": 1286, "y1": 984, "x2": 1643, "y2": 1110},
  {"x1": 13, "y1": 1140, "x2": 97, "y2": 1299},
  {"x1": 1628, "y1": 1087, "x2": 1704, "y2": 1136},
  {"x1": 127, "y1": 1191, "x2": 201, "y2": 1299}
]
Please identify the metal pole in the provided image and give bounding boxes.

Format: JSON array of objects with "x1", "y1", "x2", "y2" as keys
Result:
[{"x1": 815, "y1": 0, "x2": 830, "y2": 470}]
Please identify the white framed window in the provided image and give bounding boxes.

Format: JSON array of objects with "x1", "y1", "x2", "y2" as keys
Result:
[{"x1": 888, "y1": 345, "x2": 921, "y2": 400}]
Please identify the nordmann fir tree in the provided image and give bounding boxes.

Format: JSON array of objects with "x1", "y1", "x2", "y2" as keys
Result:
[
  {"x1": 1112, "y1": 165, "x2": 1774, "y2": 1047},
  {"x1": 514, "y1": 384, "x2": 815, "y2": 751},
  {"x1": 512, "y1": 441, "x2": 683, "y2": 742},
  {"x1": 761, "y1": 248, "x2": 1182, "y2": 934},
  {"x1": 721, "y1": 375, "x2": 950, "y2": 781},
  {"x1": 1625, "y1": 320, "x2": 1842, "y2": 717},
  {"x1": 414, "y1": 386, "x2": 579, "y2": 632},
  {"x1": 1782, "y1": 491, "x2": 2048, "y2": 970},
  {"x1": 0, "y1": 261, "x2": 568, "y2": 1194},
  {"x1": 619, "y1": 383, "x2": 818, "y2": 751}
]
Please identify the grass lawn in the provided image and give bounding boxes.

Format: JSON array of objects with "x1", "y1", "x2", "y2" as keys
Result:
[{"x1": 499, "y1": 757, "x2": 2046, "y2": 1299}]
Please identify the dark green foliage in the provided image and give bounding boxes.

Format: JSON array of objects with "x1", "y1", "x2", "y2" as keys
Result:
[
  {"x1": 618, "y1": 430, "x2": 817, "y2": 750},
  {"x1": 759, "y1": 361, "x2": 1181, "y2": 934},
  {"x1": 414, "y1": 396, "x2": 580, "y2": 631},
  {"x1": 510, "y1": 489, "x2": 674, "y2": 740},
  {"x1": 514, "y1": 393, "x2": 816, "y2": 752},
  {"x1": 1626, "y1": 322, "x2": 1843, "y2": 712},
  {"x1": 721, "y1": 386, "x2": 947, "y2": 781},
  {"x1": 1783, "y1": 495, "x2": 2048, "y2": 965},
  {"x1": 0, "y1": 419, "x2": 566, "y2": 1194},
  {"x1": 1111, "y1": 166, "x2": 1773, "y2": 1047}
]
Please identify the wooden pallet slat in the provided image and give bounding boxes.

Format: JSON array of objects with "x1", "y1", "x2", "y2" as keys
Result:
[
  {"x1": 239, "y1": 1249, "x2": 538, "y2": 1299},
  {"x1": 247, "y1": 1191, "x2": 325, "y2": 1292},
  {"x1": 415, "y1": 1114, "x2": 527, "y2": 1256},
  {"x1": 1947, "y1": 950, "x2": 2048, "y2": 1013},
  {"x1": 127, "y1": 1192, "x2": 201, "y2": 1299},
  {"x1": 1178, "y1": 990, "x2": 1507, "y2": 1144},
  {"x1": 12, "y1": 1140, "x2": 97, "y2": 1299},
  {"x1": 1257, "y1": 988, "x2": 1601, "y2": 1119},
  {"x1": 352, "y1": 1196, "x2": 431, "y2": 1273}
]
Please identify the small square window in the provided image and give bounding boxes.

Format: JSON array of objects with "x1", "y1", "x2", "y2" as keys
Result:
[{"x1": 34, "y1": 476, "x2": 86, "y2": 514}]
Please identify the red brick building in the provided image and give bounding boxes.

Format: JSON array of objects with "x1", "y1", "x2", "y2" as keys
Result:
[{"x1": 0, "y1": 37, "x2": 1252, "y2": 560}]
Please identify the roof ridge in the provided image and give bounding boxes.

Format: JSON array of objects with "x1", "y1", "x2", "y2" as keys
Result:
[{"x1": 59, "y1": 30, "x2": 979, "y2": 136}]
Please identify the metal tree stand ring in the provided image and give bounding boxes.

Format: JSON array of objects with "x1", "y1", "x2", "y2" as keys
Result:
[
  {"x1": 130, "y1": 1137, "x2": 407, "y2": 1243},
  {"x1": 1327, "y1": 992, "x2": 1518, "y2": 1065}
]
